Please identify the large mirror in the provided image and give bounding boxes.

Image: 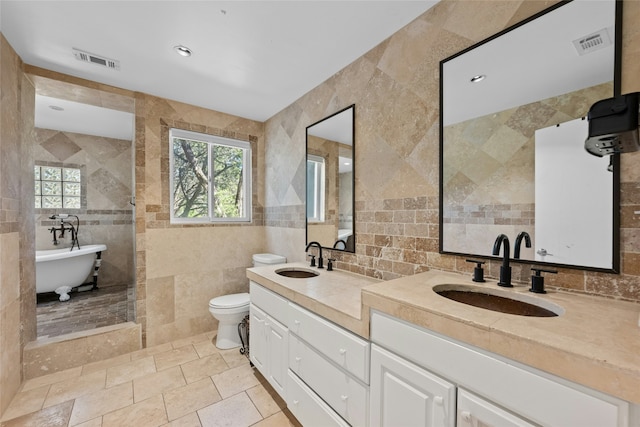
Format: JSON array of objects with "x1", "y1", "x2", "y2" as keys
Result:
[
  {"x1": 440, "y1": 0, "x2": 621, "y2": 272},
  {"x1": 306, "y1": 105, "x2": 355, "y2": 252}
]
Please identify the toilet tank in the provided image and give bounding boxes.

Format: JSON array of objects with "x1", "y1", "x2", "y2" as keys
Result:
[{"x1": 252, "y1": 253, "x2": 286, "y2": 267}]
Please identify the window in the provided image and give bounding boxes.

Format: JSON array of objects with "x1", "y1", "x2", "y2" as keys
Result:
[
  {"x1": 170, "y1": 128, "x2": 251, "y2": 223},
  {"x1": 306, "y1": 154, "x2": 325, "y2": 223},
  {"x1": 35, "y1": 165, "x2": 82, "y2": 209}
]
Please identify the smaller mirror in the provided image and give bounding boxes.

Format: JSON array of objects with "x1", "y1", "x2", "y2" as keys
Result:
[{"x1": 306, "y1": 105, "x2": 355, "y2": 252}]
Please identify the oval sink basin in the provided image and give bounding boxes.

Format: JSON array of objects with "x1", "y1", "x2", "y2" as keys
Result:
[
  {"x1": 275, "y1": 268, "x2": 319, "y2": 279},
  {"x1": 433, "y1": 284, "x2": 563, "y2": 317}
]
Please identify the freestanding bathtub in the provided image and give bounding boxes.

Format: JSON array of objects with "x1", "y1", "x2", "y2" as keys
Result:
[{"x1": 35, "y1": 244, "x2": 107, "y2": 301}]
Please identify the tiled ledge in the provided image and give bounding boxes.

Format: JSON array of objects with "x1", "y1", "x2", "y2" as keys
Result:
[{"x1": 23, "y1": 322, "x2": 141, "y2": 380}]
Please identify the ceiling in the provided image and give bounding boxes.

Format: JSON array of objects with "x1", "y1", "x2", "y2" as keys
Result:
[
  {"x1": 0, "y1": 0, "x2": 438, "y2": 129},
  {"x1": 442, "y1": 0, "x2": 616, "y2": 126}
]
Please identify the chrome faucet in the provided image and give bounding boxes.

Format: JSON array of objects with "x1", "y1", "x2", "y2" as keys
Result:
[
  {"x1": 514, "y1": 231, "x2": 531, "y2": 259},
  {"x1": 492, "y1": 234, "x2": 512, "y2": 287},
  {"x1": 305, "y1": 241, "x2": 324, "y2": 269}
]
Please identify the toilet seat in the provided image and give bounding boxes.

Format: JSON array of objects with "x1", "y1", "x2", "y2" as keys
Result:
[{"x1": 209, "y1": 292, "x2": 250, "y2": 309}]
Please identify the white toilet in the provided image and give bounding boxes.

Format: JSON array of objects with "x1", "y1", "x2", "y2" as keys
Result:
[{"x1": 208, "y1": 253, "x2": 286, "y2": 349}]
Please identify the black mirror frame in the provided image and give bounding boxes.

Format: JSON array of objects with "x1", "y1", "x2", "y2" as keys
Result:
[
  {"x1": 438, "y1": 0, "x2": 623, "y2": 273},
  {"x1": 305, "y1": 104, "x2": 356, "y2": 253}
]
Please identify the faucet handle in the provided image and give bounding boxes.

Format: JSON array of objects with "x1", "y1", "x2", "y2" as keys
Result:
[
  {"x1": 465, "y1": 259, "x2": 486, "y2": 282},
  {"x1": 530, "y1": 268, "x2": 557, "y2": 294},
  {"x1": 327, "y1": 258, "x2": 335, "y2": 271},
  {"x1": 307, "y1": 254, "x2": 316, "y2": 267}
]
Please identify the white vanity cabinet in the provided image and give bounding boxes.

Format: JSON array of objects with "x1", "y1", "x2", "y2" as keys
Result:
[
  {"x1": 371, "y1": 311, "x2": 632, "y2": 427},
  {"x1": 370, "y1": 344, "x2": 456, "y2": 427},
  {"x1": 249, "y1": 281, "x2": 370, "y2": 426},
  {"x1": 288, "y1": 303, "x2": 370, "y2": 427},
  {"x1": 249, "y1": 282, "x2": 289, "y2": 399}
]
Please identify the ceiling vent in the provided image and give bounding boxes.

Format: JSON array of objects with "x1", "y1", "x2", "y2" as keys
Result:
[
  {"x1": 72, "y1": 48, "x2": 120, "y2": 70},
  {"x1": 572, "y1": 28, "x2": 613, "y2": 56}
]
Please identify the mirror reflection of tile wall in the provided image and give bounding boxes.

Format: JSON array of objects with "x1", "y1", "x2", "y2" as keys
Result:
[{"x1": 442, "y1": 82, "x2": 613, "y2": 258}]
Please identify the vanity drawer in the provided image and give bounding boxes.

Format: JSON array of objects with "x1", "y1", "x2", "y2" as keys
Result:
[
  {"x1": 287, "y1": 370, "x2": 349, "y2": 427},
  {"x1": 249, "y1": 281, "x2": 288, "y2": 324},
  {"x1": 289, "y1": 333, "x2": 369, "y2": 427},
  {"x1": 288, "y1": 302, "x2": 370, "y2": 383}
]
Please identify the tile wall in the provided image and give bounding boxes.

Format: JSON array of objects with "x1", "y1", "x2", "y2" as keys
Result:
[
  {"x1": 0, "y1": 35, "x2": 36, "y2": 415},
  {"x1": 264, "y1": 0, "x2": 640, "y2": 302},
  {"x1": 442, "y1": 82, "x2": 612, "y2": 258},
  {"x1": 135, "y1": 95, "x2": 267, "y2": 346}
]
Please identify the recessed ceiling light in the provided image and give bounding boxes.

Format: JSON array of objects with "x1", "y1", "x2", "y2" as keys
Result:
[
  {"x1": 174, "y1": 45, "x2": 193, "y2": 57},
  {"x1": 470, "y1": 74, "x2": 486, "y2": 83},
  {"x1": 48, "y1": 105, "x2": 64, "y2": 111}
]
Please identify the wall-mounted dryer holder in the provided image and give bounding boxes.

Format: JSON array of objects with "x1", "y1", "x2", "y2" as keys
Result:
[{"x1": 585, "y1": 92, "x2": 639, "y2": 157}]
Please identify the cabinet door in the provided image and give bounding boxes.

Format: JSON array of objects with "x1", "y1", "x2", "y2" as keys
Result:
[
  {"x1": 249, "y1": 304, "x2": 267, "y2": 373},
  {"x1": 457, "y1": 389, "x2": 535, "y2": 427},
  {"x1": 370, "y1": 345, "x2": 455, "y2": 427},
  {"x1": 266, "y1": 314, "x2": 288, "y2": 398}
]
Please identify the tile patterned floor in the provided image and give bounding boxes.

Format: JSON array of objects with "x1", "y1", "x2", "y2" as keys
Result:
[
  {"x1": 0, "y1": 332, "x2": 300, "y2": 427},
  {"x1": 37, "y1": 285, "x2": 134, "y2": 338}
]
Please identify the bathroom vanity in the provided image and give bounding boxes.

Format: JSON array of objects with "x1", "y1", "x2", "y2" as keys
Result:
[{"x1": 247, "y1": 264, "x2": 640, "y2": 426}]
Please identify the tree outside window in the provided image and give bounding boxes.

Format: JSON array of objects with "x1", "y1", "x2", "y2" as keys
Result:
[{"x1": 170, "y1": 128, "x2": 251, "y2": 223}]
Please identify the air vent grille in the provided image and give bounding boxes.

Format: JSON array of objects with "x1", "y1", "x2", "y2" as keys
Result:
[
  {"x1": 572, "y1": 28, "x2": 613, "y2": 56},
  {"x1": 72, "y1": 48, "x2": 120, "y2": 70}
]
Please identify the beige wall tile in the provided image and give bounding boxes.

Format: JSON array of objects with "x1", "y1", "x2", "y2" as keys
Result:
[
  {"x1": 146, "y1": 276, "x2": 175, "y2": 327},
  {"x1": 0, "y1": 233, "x2": 20, "y2": 306},
  {"x1": 263, "y1": 0, "x2": 640, "y2": 302}
]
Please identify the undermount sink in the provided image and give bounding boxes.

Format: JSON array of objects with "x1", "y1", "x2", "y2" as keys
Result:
[
  {"x1": 276, "y1": 268, "x2": 319, "y2": 279},
  {"x1": 433, "y1": 284, "x2": 563, "y2": 317}
]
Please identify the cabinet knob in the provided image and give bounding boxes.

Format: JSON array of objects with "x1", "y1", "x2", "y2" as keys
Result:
[
  {"x1": 434, "y1": 396, "x2": 443, "y2": 405},
  {"x1": 264, "y1": 322, "x2": 269, "y2": 327},
  {"x1": 294, "y1": 320, "x2": 300, "y2": 325},
  {"x1": 339, "y1": 348, "x2": 347, "y2": 355},
  {"x1": 340, "y1": 395, "x2": 348, "y2": 401},
  {"x1": 293, "y1": 400, "x2": 299, "y2": 405},
  {"x1": 295, "y1": 356, "x2": 302, "y2": 362},
  {"x1": 461, "y1": 411, "x2": 472, "y2": 422}
]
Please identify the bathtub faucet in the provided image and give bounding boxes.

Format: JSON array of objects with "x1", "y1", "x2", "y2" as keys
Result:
[
  {"x1": 48, "y1": 214, "x2": 81, "y2": 250},
  {"x1": 49, "y1": 226, "x2": 59, "y2": 245}
]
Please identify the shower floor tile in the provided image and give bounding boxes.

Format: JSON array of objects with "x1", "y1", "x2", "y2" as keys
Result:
[{"x1": 36, "y1": 284, "x2": 131, "y2": 339}]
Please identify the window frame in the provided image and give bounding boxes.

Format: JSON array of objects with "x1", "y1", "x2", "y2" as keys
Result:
[
  {"x1": 169, "y1": 128, "x2": 252, "y2": 224},
  {"x1": 306, "y1": 154, "x2": 325, "y2": 223}
]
